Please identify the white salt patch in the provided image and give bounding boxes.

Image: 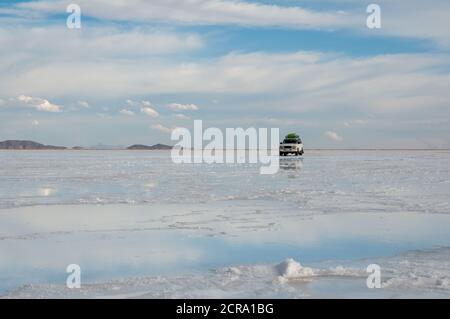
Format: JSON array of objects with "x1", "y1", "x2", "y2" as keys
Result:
[
  {"x1": 276, "y1": 258, "x2": 315, "y2": 279},
  {"x1": 228, "y1": 267, "x2": 242, "y2": 275}
]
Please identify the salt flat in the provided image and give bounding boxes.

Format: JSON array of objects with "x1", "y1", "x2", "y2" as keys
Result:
[{"x1": 0, "y1": 150, "x2": 449, "y2": 298}]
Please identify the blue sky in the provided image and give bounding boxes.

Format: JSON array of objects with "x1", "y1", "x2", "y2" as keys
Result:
[{"x1": 0, "y1": 0, "x2": 449, "y2": 148}]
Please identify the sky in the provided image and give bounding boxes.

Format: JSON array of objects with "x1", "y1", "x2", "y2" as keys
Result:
[{"x1": 0, "y1": 0, "x2": 449, "y2": 148}]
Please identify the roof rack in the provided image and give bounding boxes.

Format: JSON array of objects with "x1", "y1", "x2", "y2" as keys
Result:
[{"x1": 286, "y1": 133, "x2": 300, "y2": 139}]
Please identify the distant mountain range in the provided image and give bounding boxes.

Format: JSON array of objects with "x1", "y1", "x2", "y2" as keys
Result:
[
  {"x1": 127, "y1": 143, "x2": 173, "y2": 150},
  {"x1": 87, "y1": 143, "x2": 127, "y2": 150},
  {"x1": 0, "y1": 140, "x2": 66, "y2": 150},
  {"x1": 0, "y1": 140, "x2": 172, "y2": 150}
]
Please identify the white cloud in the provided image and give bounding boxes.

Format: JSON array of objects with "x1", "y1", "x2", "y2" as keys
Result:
[
  {"x1": 31, "y1": 119, "x2": 39, "y2": 126},
  {"x1": 119, "y1": 109, "x2": 135, "y2": 116},
  {"x1": 371, "y1": 0, "x2": 450, "y2": 48},
  {"x1": 0, "y1": 26, "x2": 203, "y2": 60},
  {"x1": 125, "y1": 100, "x2": 159, "y2": 117},
  {"x1": 325, "y1": 131, "x2": 343, "y2": 142},
  {"x1": 152, "y1": 123, "x2": 172, "y2": 133},
  {"x1": 141, "y1": 107, "x2": 159, "y2": 117},
  {"x1": 167, "y1": 103, "x2": 199, "y2": 111},
  {"x1": 77, "y1": 100, "x2": 89, "y2": 108},
  {"x1": 141, "y1": 101, "x2": 154, "y2": 107},
  {"x1": 126, "y1": 100, "x2": 155, "y2": 108},
  {"x1": 17, "y1": 95, "x2": 61, "y2": 112},
  {"x1": 17, "y1": 0, "x2": 356, "y2": 29},
  {"x1": 3, "y1": 52, "x2": 449, "y2": 115},
  {"x1": 9, "y1": 0, "x2": 450, "y2": 47}
]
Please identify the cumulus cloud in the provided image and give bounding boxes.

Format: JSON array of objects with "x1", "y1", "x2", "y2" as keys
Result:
[
  {"x1": 31, "y1": 119, "x2": 39, "y2": 126},
  {"x1": 141, "y1": 107, "x2": 159, "y2": 117},
  {"x1": 17, "y1": 95, "x2": 61, "y2": 112},
  {"x1": 119, "y1": 109, "x2": 135, "y2": 116},
  {"x1": 325, "y1": 131, "x2": 343, "y2": 142},
  {"x1": 123, "y1": 100, "x2": 159, "y2": 117},
  {"x1": 167, "y1": 103, "x2": 199, "y2": 111},
  {"x1": 152, "y1": 123, "x2": 172, "y2": 133}
]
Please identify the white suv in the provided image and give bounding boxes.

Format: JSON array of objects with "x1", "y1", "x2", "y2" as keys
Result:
[{"x1": 279, "y1": 133, "x2": 304, "y2": 156}]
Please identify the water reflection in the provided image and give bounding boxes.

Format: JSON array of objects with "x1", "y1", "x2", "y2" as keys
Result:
[
  {"x1": 37, "y1": 187, "x2": 56, "y2": 197},
  {"x1": 1, "y1": 203, "x2": 450, "y2": 295},
  {"x1": 279, "y1": 157, "x2": 303, "y2": 174}
]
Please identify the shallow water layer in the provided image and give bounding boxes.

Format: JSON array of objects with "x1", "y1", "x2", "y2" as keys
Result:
[
  {"x1": 0, "y1": 203, "x2": 449, "y2": 297},
  {"x1": 0, "y1": 150, "x2": 449, "y2": 298}
]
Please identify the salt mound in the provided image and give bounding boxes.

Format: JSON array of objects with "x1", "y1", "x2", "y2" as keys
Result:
[{"x1": 276, "y1": 258, "x2": 315, "y2": 278}]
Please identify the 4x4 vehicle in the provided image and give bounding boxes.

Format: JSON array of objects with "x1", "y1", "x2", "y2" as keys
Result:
[{"x1": 279, "y1": 133, "x2": 304, "y2": 156}]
